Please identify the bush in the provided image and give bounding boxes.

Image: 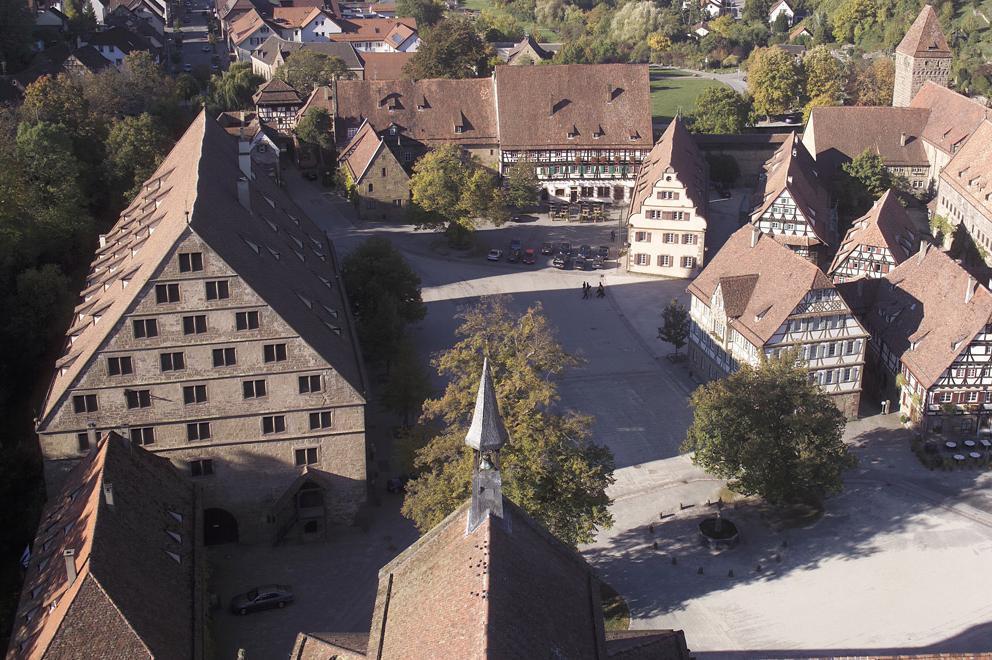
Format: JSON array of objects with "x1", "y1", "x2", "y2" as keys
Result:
[{"x1": 722, "y1": 54, "x2": 740, "y2": 68}]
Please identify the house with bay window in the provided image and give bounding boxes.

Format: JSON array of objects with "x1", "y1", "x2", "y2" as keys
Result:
[{"x1": 688, "y1": 225, "x2": 868, "y2": 418}]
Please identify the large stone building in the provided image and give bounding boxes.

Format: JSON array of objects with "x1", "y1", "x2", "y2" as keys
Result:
[
  {"x1": 934, "y1": 119, "x2": 992, "y2": 261},
  {"x1": 688, "y1": 226, "x2": 868, "y2": 418},
  {"x1": 841, "y1": 245, "x2": 992, "y2": 433},
  {"x1": 625, "y1": 117, "x2": 708, "y2": 278},
  {"x1": 6, "y1": 432, "x2": 204, "y2": 660},
  {"x1": 337, "y1": 119, "x2": 411, "y2": 221},
  {"x1": 34, "y1": 111, "x2": 367, "y2": 545},
  {"x1": 290, "y1": 362, "x2": 692, "y2": 660},
  {"x1": 828, "y1": 189, "x2": 918, "y2": 283},
  {"x1": 750, "y1": 133, "x2": 836, "y2": 268},
  {"x1": 893, "y1": 4, "x2": 951, "y2": 108}
]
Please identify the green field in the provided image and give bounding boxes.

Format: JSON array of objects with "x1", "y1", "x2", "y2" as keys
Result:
[{"x1": 650, "y1": 69, "x2": 730, "y2": 122}]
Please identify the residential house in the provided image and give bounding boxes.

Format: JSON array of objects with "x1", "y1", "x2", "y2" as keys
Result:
[
  {"x1": 750, "y1": 132, "x2": 836, "y2": 266},
  {"x1": 841, "y1": 245, "x2": 992, "y2": 433},
  {"x1": 357, "y1": 50, "x2": 412, "y2": 79},
  {"x1": 893, "y1": 4, "x2": 951, "y2": 108},
  {"x1": 5, "y1": 432, "x2": 203, "y2": 660},
  {"x1": 935, "y1": 119, "x2": 992, "y2": 262},
  {"x1": 271, "y1": 7, "x2": 342, "y2": 41},
  {"x1": 692, "y1": 0, "x2": 722, "y2": 19},
  {"x1": 495, "y1": 64, "x2": 653, "y2": 204},
  {"x1": 290, "y1": 362, "x2": 692, "y2": 660},
  {"x1": 217, "y1": 110, "x2": 283, "y2": 180},
  {"x1": 692, "y1": 22, "x2": 710, "y2": 38},
  {"x1": 768, "y1": 0, "x2": 795, "y2": 25},
  {"x1": 34, "y1": 111, "x2": 367, "y2": 545},
  {"x1": 338, "y1": 119, "x2": 410, "y2": 221},
  {"x1": 229, "y1": 8, "x2": 274, "y2": 61},
  {"x1": 85, "y1": 0, "x2": 168, "y2": 25},
  {"x1": 500, "y1": 34, "x2": 553, "y2": 65},
  {"x1": 33, "y1": 6, "x2": 68, "y2": 45},
  {"x1": 688, "y1": 225, "x2": 868, "y2": 418},
  {"x1": 253, "y1": 77, "x2": 305, "y2": 133},
  {"x1": 218, "y1": 0, "x2": 255, "y2": 40},
  {"x1": 106, "y1": 0, "x2": 167, "y2": 37},
  {"x1": 828, "y1": 189, "x2": 918, "y2": 282},
  {"x1": 625, "y1": 118, "x2": 708, "y2": 278},
  {"x1": 63, "y1": 46, "x2": 114, "y2": 75},
  {"x1": 789, "y1": 19, "x2": 812, "y2": 41},
  {"x1": 328, "y1": 17, "x2": 419, "y2": 52},
  {"x1": 84, "y1": 26, "x2": 157, "y2": 67},
  {"x1": 251, "y1": 35, "x2": 363, "y2": 81}
]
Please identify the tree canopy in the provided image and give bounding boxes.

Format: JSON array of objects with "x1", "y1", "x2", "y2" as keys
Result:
[
  {"x1": 105, "y1": 113, "x2": 173, "y2": 202},
  {"x1": 409, "y1": 144, "x2": 506, "y2": 233},
  {"x1": 403, "y1": 15, "x2": 494, "y2": 79},
  {"x1": 401, "y1": 297, "x2": 615, "y2": 546},
  {"x1": 683, "y1": 352, "x2": 854, "y2": 507},
  {"x1": 658, "y1": 298, "x2": 689, "y2": 355},
  {"x1": 503, "y1": 160, "x2": 540, "y2": 210},
  {"x1": 275, "y1": 50, "x2": 352, "y2": 96},
  {"x1": 689, "y1": 87, "x2": 752, "y2": 134},
  {"x1": 206, "y1": 62, "x2": 263, "y2": 116},
  {"x1": 747, "y1": 46, "x2": 802, "y2": 117},
  {"x1": 396, "y1": 0, "x2": 443, "y2": 26}
]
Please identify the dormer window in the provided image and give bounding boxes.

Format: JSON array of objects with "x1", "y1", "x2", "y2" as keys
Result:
[
  {"x1": 454, "y1": 125, "x2": 464, "y2": 134},
  {"x1": 567, "y1": 126, "x2": 579, "y2": 139}
]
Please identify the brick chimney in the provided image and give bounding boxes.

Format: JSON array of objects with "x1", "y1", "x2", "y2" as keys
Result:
[
  {"x1": 64, "y1": 549, "x2": 77, "y2": 585},
  {"x1": 966, "y1": 276, "x2": 976, "y2": 304},
  {"x1": 751, "y1": 225, "x2": 761, "y2": 247},
  {"x1": 900, "y1": 132, "x2": 908, "y2": 147}
]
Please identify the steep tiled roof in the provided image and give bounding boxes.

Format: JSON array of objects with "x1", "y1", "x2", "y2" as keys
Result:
[
  {"x1": 494, "y1": 64, "x2": 653, "y2": 149},
  {"x1": 829, "y1": 189, "x2": 918, "y2": 275},
  {"x1": 628, "y1": 117, "x2": 707, "y2": 218},
  {"x1": 911, "y1": 81, "x2": 992, "y2": 156},
  {"x1": 270, "y1": 6, "x2": 327, "y2": 29},
  {"x1": 6, "y1": 433, "x2": 197, "y2": 660},
  {"x1": 334, "y1": 77, "x2": 497, "y2": 146},
  {"x1": 804, "y1": 106, "x2": 929, "y2": 169},
  {"x1": 752, "y1": 132, "x2": 833, "y2": 246},
  {"x1": 506, "y1": 34, "x2": 552, "y2": 61},
  {"x1": 39, "y1": 111, "x2": 364, "y2": 422},
  {"x1": 337, "y1": 119, "x2": 385, "y2": 182},
  {"x1": 68, "y1": 45, "x2": 113, "y2": 72},
  {"x1": 329, "y1": 17, "x2": 416, "y2": 42},
  {"x1": 218, "y1": 0, "x2": 253, "y2": 21},
  {"x1": 252, "y1": 34, "x2": 362, "y2": 69},
  {"x1": 357, "y1": 51, "x2": 412, "y2": 80},
  {"x1": 846, "y1": 245, "x2": 992, "y2": 388},
  {"x1": 896, "y1": 4, "x2": 950, "y2": 57},
  {"x1": 383, "y1": 22, "x2": 415, "y2": 48},
  {"x1": 229, "y1": 9, "x2": 270, "y2": 46},
  {"x1": 939, "y1": 119, "x2": 992, "y2": 222},
  {"x1": 85, "y1": 26, "x2": 151, "y2": 53},
  {"x1": 253, "y1": 76, "x2": 304, "y2": 105},
  {"x1": 689, "y1": 225, "x2": 839, "y2": 346}
]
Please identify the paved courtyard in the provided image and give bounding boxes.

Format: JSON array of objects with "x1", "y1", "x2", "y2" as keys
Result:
[{"x1": 206, "y1": 171, "x2": 992, "y2": 656}]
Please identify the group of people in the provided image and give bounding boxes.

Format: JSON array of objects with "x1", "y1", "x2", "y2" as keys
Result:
[{"x1": 582, "y1": 281, "x2": 605, "y2": 299}]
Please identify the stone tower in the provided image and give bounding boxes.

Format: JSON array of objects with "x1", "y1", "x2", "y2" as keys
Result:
[{"x1": 893, "y1": 4, "x2": 952, "y2": 107}]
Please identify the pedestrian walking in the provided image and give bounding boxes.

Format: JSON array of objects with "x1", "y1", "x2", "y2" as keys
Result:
[
  {"x1": 597, "y1": 282, "x2": 605, "y2": 298},
  {"x1": 581, "y1": 282, "x2": 589, "y2": 299},
  {"x1": 610, "y1": 229, "x2": 616, "y2": 242}
]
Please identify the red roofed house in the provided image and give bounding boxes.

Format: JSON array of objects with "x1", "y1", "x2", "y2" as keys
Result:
[
  {"x1": 270, "y1": 6, "x2": 342, "y2": 42},
  {"x1": 337, "y1": 119, "x2": 410, "y2": 221},
  {"x1": 840, "y1": 245, "x2": 992, "y2": 433},
  {"x1": 229, "y1": 8, "x2": 274, "y2": 61},
  {"x1": 828, "y1": 189, "x2": 918, "y2": 283},
  {"x1": 290, "y1": 362, "x2": 692, "y2": 660},
  {"x1": 329, "y1": 17, "x2": 419, "y2": 52},
  {"x1": 5, "y1": 432, "x2": 203, "y2": 660},
  {"x1": 689, "y1": 225, "x2": 868, "y2": 418},
  {"x1": 893, "y1": 4, "x2": 951, "y2": 108},
  {"x1": 625, "y1": 117, "x2": 709, "y2": 277}
]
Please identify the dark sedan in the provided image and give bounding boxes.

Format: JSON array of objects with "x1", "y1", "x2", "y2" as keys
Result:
[{"x1": 230, "y1": 585, "x2": 294, "y2": 615}]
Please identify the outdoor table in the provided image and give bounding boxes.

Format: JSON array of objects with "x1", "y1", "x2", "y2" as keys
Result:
[
  {"x1": 945, "y1": 441, "x2": 958, "y2": 449},
  {"x1": 970, "y1": 452, "x2": 982, "y2": 459},
  {"x1": 965, "y1": 440, "x2": 977, "y2": 448},
  {"x1": 981, "y1": 439, "x2": 991, "y2": 448},
  {"x1": 954, "y1": 454, "x2": 966, "y2": 461}
]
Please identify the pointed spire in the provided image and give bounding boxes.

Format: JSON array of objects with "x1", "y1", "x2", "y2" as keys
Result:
[{"x1": 464, "y1": 358, "x2": 509, "y2": 453}]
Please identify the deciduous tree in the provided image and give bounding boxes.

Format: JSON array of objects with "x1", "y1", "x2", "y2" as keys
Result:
[
  {"x1": 401, "y1": 297, "x2": 615, "y2": 546},
  {"x1": 205, "y1": 62, "x2": 262, "y2": 116},
  {"x1": 381, "y1": 339, "x2": 433, "y2": 426},
  {"x1": 683, "y1": 352, "x2": 854, "y2": 507},
  {"x1": 410, "y1": 144, "x2": 505, "y2": 233},
  {"x1": 658, "y1": 298, "x2": 689, "y2": 355},
  {"x1": 275, "y1": 50, "x2": 352, "y2": 96},
  {"x1": 396, "y1": 0, "x2": 443, "y2": 26},
  {"x1": 295, "y1": 107, "x2": 334, "y2": 165},
  {"x1": 690, "y1": 86, "x2": 752, "y2": 133},
  {"x1": 404, "y1": 15, "x2": 493, "y2": 79},
  {"x1": 747, "y1": 46, "x2": 802, "y2": 117},
  {"x1": 504, "y1": 160, "x2": 540, "y2": 209},
  {"x1": 608, "y1": 1, "x2": 664, "y2": 48},
  {"x1": 847, "y1": 56, "x2": 893, "y2": 105},
  {"x1": 105, "y1": 113, "x2": 173, "y2": 202},
  {"x1": 802, "y1": 45, "x2": 845, "y2": 107},
  {"x1": 0, "y1": 0, "x2": 35, "y2": 71}
]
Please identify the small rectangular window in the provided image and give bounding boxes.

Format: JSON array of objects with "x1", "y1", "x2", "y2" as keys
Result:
[
  {"x1": 205, "y1": 280, "x2": 230, "y2": 300},
  {"x1": 190, "y1": 459, "x2": 213, "y2": 477},
  {"x1": 129, "y1": 426, "x2": 155, "y2": 445},
  {"x1": 125, "y1": 389, "x2": 151, "y2": 409},
  {"x1": 73, "y1": 394, "x2": 98, "y2": 413},
  {"x1": 212, "y1": 347, "x2": 237, "y2": 367},
  {"x1": 263, "y1": 343, "x2": 287, "y2": 362},
  {"x1": 294, "y1": 447, "x2": 318, "y2": 466},
  {"x1": 262, "y1": 415, "x2": 286, "y2": 434},
  {"x1": 186, "y1": 422, "x2": 211, "y2": 441},
  {"x1": 182, "y1": 315, "x2": 207, "y2": 335},
  {"x1": 77, "y1": 432, "x2": 90, "y2": 452},
  {"x1": 160, "y1": 352, "x2": 185, "y2": 371},
  {"x1": 236, "y1": 311, "x2": 259, "y2": 330},
  {"x1": 298, "y1": 375, "x2": 321, "y2": 394},
  {"x1": 242, "y1": 379, "x2": 267, "y2": 398},
  {"x1": 132, "y1": 318, "x2": 158, "y2": 339},
  {"x1": 155, "y1": 283, "x2": 180, "y2": 304},
  {"x1": 183, "y1": 384, "x2": 207, "y2": 404},
  {"x1": 178, "y1": 252, "x2": 203, "y2": 272},
  {"x1": 107, "y1": 356, "x2": 133, "y2": 376},
  {"x1": 309, "y1": 410, "x2": 332, "y2": 430}
]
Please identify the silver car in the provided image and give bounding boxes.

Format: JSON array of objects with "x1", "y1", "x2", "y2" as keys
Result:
[{"x1": 230, "y1": 584, "x2": 294, "y2": 615}]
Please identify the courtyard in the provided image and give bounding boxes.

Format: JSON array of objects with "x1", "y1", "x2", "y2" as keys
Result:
[{"x1": 207, "y1": 172, "x2": 992, "y2": 657}]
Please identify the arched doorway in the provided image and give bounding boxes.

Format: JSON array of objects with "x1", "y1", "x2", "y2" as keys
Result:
[{"x1": 204, "y1": 508, "x2": 238, "y2": 545}]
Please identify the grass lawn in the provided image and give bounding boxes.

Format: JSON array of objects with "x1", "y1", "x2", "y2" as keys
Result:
[{"x1": 650, "y1": 69, "x2": 730, "y2": 122}]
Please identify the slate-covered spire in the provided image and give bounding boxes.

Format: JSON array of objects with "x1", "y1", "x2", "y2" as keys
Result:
[{"x1": 464, "y1": 357, "x2": 509, "y2": 454}]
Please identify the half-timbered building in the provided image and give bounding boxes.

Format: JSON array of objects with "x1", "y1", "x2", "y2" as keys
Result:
[
  {"x1": 841, "y1": 244, "x2": 992, "y2": 433},
  {"x1": 688, "y1": 225, "x2": 868, "y2": 418},
  {"x1": 750, "y1": 133, "x2": 836, "y2": 268},
  {"x1": 828, "y1": 189, "x2": 918, "y2": 283},
  {"x1": 253, "y1": 77, "x2": 304, "y2": 134}
]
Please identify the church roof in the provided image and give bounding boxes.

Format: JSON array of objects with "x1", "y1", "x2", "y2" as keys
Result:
[
  {"x1": 464, "y1": 358, "x2": 509, "y2": 453},
  {"x1": 896, "y1": 4, "x2": 951, "y2": 57}
]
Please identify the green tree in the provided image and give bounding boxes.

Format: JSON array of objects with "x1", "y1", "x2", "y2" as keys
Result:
[
  {"x1": 0, "y1": 0, "x2": 35, "y2": 71},
  {"x1": 205, "y1": 62, "x2": 263, "y2": 116},
  {"x1": 404, "y1": 15, "x2": 494, "y2": 79},
  {"x1": 683, "y1": 352, "x2": 855, "y2": 507},
  {"x1": 658, "y1": 298, "x2": 689, "y2": 355},
  {"x1": 837, "y1": 148, "x2": 892, "y2": 220},
  {"x1": 847, "y1": 56, "x2": 893, "y2": 105},
  {"x1": 410, "y1": 144, "x2": 505, "y2": 233},
  {"x1": 802, "y1": 45, "x2": 845, "y2": 106},
  {"x1": 690, "y1": 86, "x2": 752, "y2": 133},
  {"x1": 842, "y1": 148, "x2": 889, "y2": 197},
  {"x1": 831, "y1": 0, "x2": 878, "y2": 43},
  {"x1": 401, "y1": 297, "x2": 615, "y2": 546},
  {"x1": 504, "y1": 160, "x2": 540, "y2": 209},
  {"x1": 381, "y1": 339, "x2": 433, "y2": 426},
  {"x1": 105, "y1": 113, "x2": 173, "y2": 201},
  {"x1": 747, "y1": 46, "x2": 802, "y2": 117},
  {"x1": 275, "y1": 50, "x2": 352, "y2": 96},
  {"x1": 608, "y1": 1, "x2": 665, "y2": 48},
  {"x1": 397, "y1": 0, "x2": 444, "y2": 26},
  {"x1": 295, "y1": 107, "x2": 334, "y2": 167}
]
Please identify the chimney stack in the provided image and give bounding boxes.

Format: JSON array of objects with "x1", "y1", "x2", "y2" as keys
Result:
[
  {"x1": 966, "y1": 276, "x2": 976, "y2": 304},
  {"x1": 98, "y1": 234, "x2": 107, "y2": 248},
  {"x1": 900, "y1": 132, "x2": 908, "y2": 147},
  {"x1": 750, "y1": 225, "x2": 761, "y2": 248},
  {"x1": 237, "y1": 176, "x2": 251, "y2": 212},
  {"x1": 63, "y1": 549, "x2": 77, "y2": 585},
  {"x1": 87, "y1": 422, "x2": 97, "y2": 451},
  {"x1": 238, "y1": 136, "x2": 252, "y2": 181},
  {"x1": 103, "y1": 482, "x2": 114, "y2": 507}
]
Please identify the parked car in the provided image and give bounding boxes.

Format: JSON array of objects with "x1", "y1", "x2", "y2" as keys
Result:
[
  {"x1": 510, "y1": 215, "x2": 523, "y2": 222},
  {"x1": 593, "y1": 256, "x2": 604, "y2": 269},
  {"x1": 552, "y1": 253, "x2": 572, "y2": 269},
  {"x1": 578, "y1": 244, "x2": 593, "y2": 260},
  {"x1": 487, "y1": 249, "x2": 503, "y2": 261},
  {"x1": 201, "y1": 44, "x2": 212, "y2": 52},
  {"x1": 303, "y1": 171, "x2": 318, "y2": 181},
  {"x1": 597, "y1": 245, "x2": 610, "y2": 260},
  {"x1": 507, "y1": 249, "x2": 521, "y2": 263},
  {"x1": 509, "y1": 239, "x2": 522, "y2": 252},
  {"x1": 183, "y1": 63, "x2": 192, "y2": 72},
  {"x1": 540, "y1": 242, "x2": 554, "y2": 255},
  {"x1": 522, "y1": 248, "x2": 536, "y2": 264},
  {"x1": 230, "y1": 585, "x2": 294, "y2": 615},
  {"x1": 557, "y1": 242, "x2": 571, "y2": 255}
]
